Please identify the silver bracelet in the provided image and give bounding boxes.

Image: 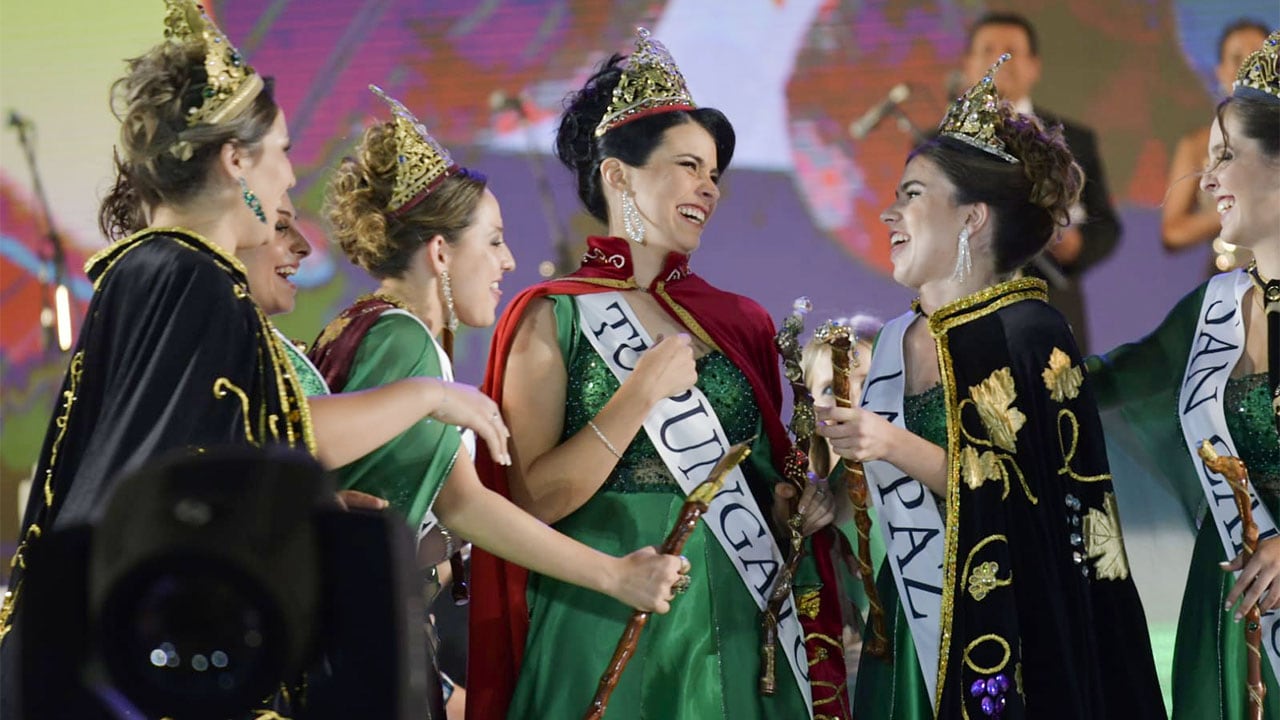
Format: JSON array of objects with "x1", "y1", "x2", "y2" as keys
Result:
[{"x1": 587, "y1": 419, "x2": 623, "y2": 459}]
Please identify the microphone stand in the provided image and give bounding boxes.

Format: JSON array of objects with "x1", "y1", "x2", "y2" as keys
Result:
[
  {"x1": 497, "y1": 94, "x2": 573, "y2": 277},
  {"x1": 888, "y1": 103, "x2": 927, "y2": 145},
  {"x1": 10, "y1": 113, "x2": 72, "y2": 354}
]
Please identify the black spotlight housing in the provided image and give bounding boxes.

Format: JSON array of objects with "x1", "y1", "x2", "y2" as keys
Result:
[{"x1": 13, "y1": 446, "x2": 428, "y2": 719}]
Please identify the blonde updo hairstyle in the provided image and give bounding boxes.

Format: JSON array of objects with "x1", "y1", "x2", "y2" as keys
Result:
[
  {"x1": 98, "y1": 40, "x2": 280, "y2": 240},
  {"x1": 326, "y1": 121, "x2": 487, "y2": 280},
  {"x1": 910, "y1": 105, "x2": 1084, "y2": 274}
]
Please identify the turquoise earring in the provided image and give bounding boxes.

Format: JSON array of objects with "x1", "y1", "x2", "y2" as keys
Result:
[{"x1": 238, "y1": 177, "x2": 267, "y2": 224}]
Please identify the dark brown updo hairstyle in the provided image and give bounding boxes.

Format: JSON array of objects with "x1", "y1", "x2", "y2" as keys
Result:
[
  {"x1": 325, "y1": 122, "x2": 488, "y2": 280},
  {"x1": 910, "y1": 105, "x2": 1084, "y2": 274},
  {"x1": 555, "y1": 54, "x2": 736, "y2": 223},
  {"x1": 1212, "y1": 96, "x2": 1280, "y2": 166},
  {"x1": 98, "y1": 40, "x2": 280, "y2": 240}
]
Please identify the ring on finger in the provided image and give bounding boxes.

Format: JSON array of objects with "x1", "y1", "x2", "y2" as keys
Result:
[{"x1": 673, "y1": 575, "x2": 692, "y2": 595}]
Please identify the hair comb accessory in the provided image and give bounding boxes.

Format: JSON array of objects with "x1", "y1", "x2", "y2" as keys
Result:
[
  {"x1": 163, "y1": 0, "x2": 264, "y2": 127},
  {"x1": 595, "y1": 27, "x2": 697, "y2": 138},
  {"x1": 1233, "y1": 29, "x2": 1280, "y2": 104},
  {"x1": 368, "y1": 84, "x2": 460, "y2": 216},
  {"x1": 937, "y1": 52, "x2": 1020, "y2": 164}
]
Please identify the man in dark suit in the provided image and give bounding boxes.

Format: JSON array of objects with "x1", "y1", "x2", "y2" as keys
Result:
[{"x1": 961, "y1": 11, "x2": 1121, "y2": 354}]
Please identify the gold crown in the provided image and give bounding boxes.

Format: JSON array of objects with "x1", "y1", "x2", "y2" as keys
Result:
[
  {"x1": 595, "y1": 27, "x2": 696, "y2": 137},
  {"x1": 1233, "y1": 29, "x2": 1279, "y2": 103},
  {"x1": 938, "y1": 53, "x2": 1019, "y2": 164},
  {"x1": 368, "y1": 85, "x2": 459, "y2": 215},
  {"x1": 163, "y1": 0, "x2": 264, "y2": 127}
]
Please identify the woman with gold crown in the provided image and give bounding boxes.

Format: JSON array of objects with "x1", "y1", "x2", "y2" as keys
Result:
[
  {"x1": 0, "y1": 1, "x2": 308, "y2": 712},
  {"x1": 467, "y1": 28, "x2": 848, "y2": 720},
  {"x1": 1087, "y1": 30, "x2": 1280, "y2": 719},
  {"x1": 815, "y1": 55, "x2": 1167, "y2": 718},
  {"x1": 305, "y1": 78, "x2": 688, "y2": 690},
  {"x1": 234, "y1": 196, "x2": 513, "y2": 503},
  {"x1": 235, "y1": 196, "x2": 504, "y2": 718}
]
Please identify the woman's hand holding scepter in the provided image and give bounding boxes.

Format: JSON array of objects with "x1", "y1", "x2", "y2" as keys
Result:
[
  {"x1": 583, "y1": 442, "x2": 752, "y2": 720},
  {"x1": 1200, "y1": 440, "x2": 1265, "y2": 720},
  {"x1": 816, "y1": 320, "x2": 890, "y2": 660}
]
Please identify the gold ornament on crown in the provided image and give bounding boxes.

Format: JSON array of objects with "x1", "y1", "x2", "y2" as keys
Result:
[
  {"x1": 595, "y1": 27, "x2": 696, "y2": 138},
  {"x1": 1233, "y1": 29, "x2": 1279, "y2": 103},
  {"x1": 368, "y1": 84, "x2": 459, "y2": 216},
  {"x1": 162, "y1": 0, "x2": 264, "y2": 127},
  {"x1": 938, "y1": 52, "x2": 1020, "y2": 164}
]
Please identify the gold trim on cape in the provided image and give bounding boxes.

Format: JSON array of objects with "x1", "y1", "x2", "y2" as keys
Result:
[
  {"x1": 87, "y1": 226, "x2": 249, "y2": 288},
  {"x1": 927, "y1": 276, "x2": 1048, "y2": 711}
]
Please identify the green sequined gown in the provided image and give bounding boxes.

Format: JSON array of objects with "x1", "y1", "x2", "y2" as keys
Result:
[
  {"x1": 1174, "y1": 373, "x2": 1280, "y2": 719},
  {"x1": 506, "y1": 295, "x2": 810, "y2": 720},
  {"x1": 1088, "y1": 280, "x2": 1280, "y2": 720},
  {"x1": 852, "y1": 384, "x2": 946, "y2": 719},
  {"x1": 277, "y1": 328, "x2": 329, "y2": 397}
]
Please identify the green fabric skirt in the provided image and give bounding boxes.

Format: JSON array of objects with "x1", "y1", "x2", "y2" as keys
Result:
[
  {"x1": 1171, "y1": 515, "x2": 1280, "y2": 719},
  {"x1": 851, "y1": 563, "x2": 932, "y2": 719},
  {"x1": 508, "y1": 489, "x2": 808, "y2": 720}
]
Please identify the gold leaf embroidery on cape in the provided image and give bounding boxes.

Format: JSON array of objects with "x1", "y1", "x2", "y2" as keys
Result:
[
  {"x1": 969, "y1": 367, "x2": 1025, "y2": 452},
  {"x1": 1042, "y1": 347, "x2": 1083, "y2": 403},
  {"x1": 797, "y1": 588, "x2": 822, "y2": 619},
  {"x1": 315, "y1": 315, "x2": 351, "y2": 350},
  {"x1": 960, "y1": 445, "x2": 1006, "y2": 494},
  {"x1": 1084, "y1": 492, "x2": 1130, "y2": 580}
]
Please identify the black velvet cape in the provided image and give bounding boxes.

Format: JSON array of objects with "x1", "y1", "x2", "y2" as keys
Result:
[
  {"x1": 0, "y1": 228, "x2": 314, "y2": 643},
  {"x1": 929, "y1": 278, "x2": 1165, "y2": 719}
]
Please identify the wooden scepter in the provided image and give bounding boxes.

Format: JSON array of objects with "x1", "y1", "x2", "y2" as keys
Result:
[
  {"x1": 816, "y1": 320, "x2": 890, "y2": 659},
  {"x1": 1198, "y1": 440, "x2": 1265, "y2": 720},
  {"x1": 759, "y1": 298, "x2": 816, "y2": 695},
  {"x1": 583, "y1": 442, "x2": 753, "y2": 720}
]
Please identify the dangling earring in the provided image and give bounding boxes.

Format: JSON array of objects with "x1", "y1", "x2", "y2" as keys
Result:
[
  {"x1": 238, "y1": 177, "x2": 267, "y2": 224},
  {"x1": 952, "y1": 226, "x2": 972, "y2": 281},
  {"x1": 621, "y1": 191, "x2": 646, "y2": 245},
  {"x1": 440, "y1": 269, "x2": 459, "y2": 332}
]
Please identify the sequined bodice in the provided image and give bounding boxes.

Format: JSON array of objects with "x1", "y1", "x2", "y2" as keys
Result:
[
  {"x1": 281, "y1": 335, "x2": 328, "y2": 397},
  {"x1": 563, "y1": 339, "x2": 760, "y2": 494},
  {"x1": 1225, "y1": 373, "x2": 1280, "y2": 495},
  {"x1": 905, "y1": 384, "x2": 947, "y2": 449}
]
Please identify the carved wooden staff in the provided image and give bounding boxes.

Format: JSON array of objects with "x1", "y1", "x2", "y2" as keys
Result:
[
  {"x1": 1199, "y1": 440, "x2": 1265, "y2": 720},
  {"x1": 760, "y1": 298, "x2": 816, "y2": 695},
  {"x1": 816, "y1": 321, "x2": 890, "y2": 659},
  {"x1": 759, "y1": 506, "x2": 806, "y2": 695},
  {"x1": 584, "y1": 442, "x2": 752, "y2": 720}
]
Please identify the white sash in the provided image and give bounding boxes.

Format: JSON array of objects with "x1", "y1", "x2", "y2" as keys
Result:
[
  {"x1": 1178, "y1": 271, "x2": 1280, "y2": 669},
  {"x1": 576, "y1": 291, "x2": 813, "y2": 715},
  {"x1": 859, "y1": 311, "x2": 946, "y2": 703}
]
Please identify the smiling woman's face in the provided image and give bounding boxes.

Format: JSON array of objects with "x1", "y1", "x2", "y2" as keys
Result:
[
  {"x1": 239, "y1": 201, "x2": 310, "y2": 316},
  {"x1": 880, "y1": 154, "x2": 968, "y2": 291}
]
